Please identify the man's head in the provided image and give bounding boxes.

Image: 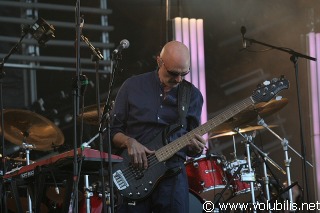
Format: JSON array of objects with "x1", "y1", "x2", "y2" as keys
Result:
[{"x1": 157, "y1": 41, "x2": 190, "y2": 90}]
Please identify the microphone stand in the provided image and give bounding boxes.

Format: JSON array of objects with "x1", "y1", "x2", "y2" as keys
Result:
[
  {"x1": 71, "y1": 1, "x2": 81, "y2": 212},
  {"x1": 243, "y1": 31, "x2": 316, "y2": 206},
  {"x1": 81, "y1": 33, "x2": 107, "y2": 213},
  {"x1": 0, "y1": 30, "x2": 28, "y2": 213},
  {"x1": 98, "y1": 52, "x2": 121, "y2": 213}
]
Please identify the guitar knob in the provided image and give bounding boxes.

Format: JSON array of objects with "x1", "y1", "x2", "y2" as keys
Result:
[
  {"x1": 149, "y1": 181, "x2": 153, "y2": 185},
  {"x1": 128, "y1": 192, "x2": 133, "y2": 196},
  {"x1": 144, "y1": 188, "x2": 148, "y2": 192},
  {"x1": 136, "y1": 192, "x2": 141, "y2": 196}
]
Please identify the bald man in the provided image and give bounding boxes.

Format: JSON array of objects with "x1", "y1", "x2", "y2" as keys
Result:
[{"x1": 110, "y1": 41, "x2": 205, "y2": 213}]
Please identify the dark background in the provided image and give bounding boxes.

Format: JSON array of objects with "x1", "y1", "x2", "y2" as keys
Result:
[{"x1": 1, "y1": 0, "x2": 320, "y2": 206}]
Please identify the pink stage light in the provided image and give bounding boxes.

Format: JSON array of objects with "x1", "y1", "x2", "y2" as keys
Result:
[{"x1": 307, "y1": 32, "x2": 320, "y2": 200}]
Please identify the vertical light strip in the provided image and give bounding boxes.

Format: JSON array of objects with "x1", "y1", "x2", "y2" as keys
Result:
[
  {"x1": 173, "y1": 17, "x2": 208, "y2": 124},
  {"x1": 173, "y1": 17, "x2": 208, "y2": 135},
  {"x1": 173, "y1": 18, "x2": 182, "y2": 43},
  {"x1": 182, "y1": 18, "x2": 191, "y2": 82},
  {"x1": 196, "y1": 19, "x2": 207, "y2": 126},
  {"x1": 189, "y1": 18, "x2": 199, "y2": 88},
  {"x1": 307, "y1": 32, "x2": 320, "y2": 201}
]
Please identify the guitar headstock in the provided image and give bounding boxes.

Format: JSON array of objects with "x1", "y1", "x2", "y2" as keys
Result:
[{"x1": 252, "y1": 75, "x2": 289, "y2": 103}]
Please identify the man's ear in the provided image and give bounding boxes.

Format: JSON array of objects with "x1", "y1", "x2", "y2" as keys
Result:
[{"x1": 156, "y1": 56, "x2": 161, "y2": 68}]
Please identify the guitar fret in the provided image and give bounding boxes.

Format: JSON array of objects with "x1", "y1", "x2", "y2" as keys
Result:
[{"x1": 155, "y1": 97, "x2": 254, "y2": 162}]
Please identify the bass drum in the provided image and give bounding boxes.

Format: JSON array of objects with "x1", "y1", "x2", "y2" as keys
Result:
[{"x1": 189, "y1": 189, "x2": 205, "y2": 213}]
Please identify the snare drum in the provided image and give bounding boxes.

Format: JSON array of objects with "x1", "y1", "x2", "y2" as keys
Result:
[{"x1": 185, "y1": 155, "x2": 231, "y2": 202}]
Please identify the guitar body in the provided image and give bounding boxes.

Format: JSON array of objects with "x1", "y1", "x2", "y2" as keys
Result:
[{"x1": 113, "y1": 125, "x2": 181, "y2": 201}]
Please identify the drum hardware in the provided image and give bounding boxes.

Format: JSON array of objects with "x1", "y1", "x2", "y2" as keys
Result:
[
  {"x1": 185, "y1": 155, "x2": 231, "y2": 202},
  {"x1": 262, "y1": 156, "x2": 272, "y2": 213},
  {"x1": 257, "y1": 116, "x2": 313, "y2": 208},
  {"x1": 236, "y1": 131, "x2": 257, "y2": 213},
  {"x1": 213, "y1": 163, "x2": 244, "y2": 209},
  {"x1": 240, "y1": 171, "x2": 255, "y2": 182},
  {"x1": 21, "y1": 134, "x2": 35, "y2": 213}
]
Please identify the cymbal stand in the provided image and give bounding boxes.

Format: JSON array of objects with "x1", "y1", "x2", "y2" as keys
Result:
[
  {"x1": 240, "y1": 133, "x2": 257, "y2": 213},
  {"x1": 21, "y1": 132, "x2": 35, "y2": 213},
  {"x1": 232, "y1": 135, "x2": 237, "y2": 159},
  {"x1": 84, "y1": 175, "x2": 92, "y2": 213},
  {"x1": 262, "y1": 157, "x2": 272, "y2": 213},
  {"x1": 81, "y1": 134, "x2": 100, "y2": 213},
  {"x1": 257, "y1": 117, "x2": 298, "y2": 207},
  {"x1": 237, "y1": 129, "x2": 286, "y2": 212},
  {"x1": 81, "y1": 141, "x2": 92, "y2": 213}
]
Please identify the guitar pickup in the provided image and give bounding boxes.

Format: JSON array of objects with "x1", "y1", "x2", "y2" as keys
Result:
[{"x1": 113, "y1": 170, "x2": 129, "y2": 190}]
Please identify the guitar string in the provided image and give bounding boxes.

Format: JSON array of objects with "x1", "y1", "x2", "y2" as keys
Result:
[
  {"x1": 118, "y1": 99, "x2": 254, "y2": 182},
  {"x1": 117, "y1": 136, "x2": 190, "y2": 176},
  {"x1": 119, "y1": 141, "x2": 190, "y2": 181},
  {"x1": 120, "y1": 155, "x2": 160, "y2": 182}
]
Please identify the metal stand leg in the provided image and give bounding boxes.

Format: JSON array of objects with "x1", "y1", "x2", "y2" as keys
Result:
[
  {"x1": 23, "y1": 143, "x2": 33, "y2": 213},
  {"x1": 244, "y1": 142, "x2": 257, "y2": 213},
  {"x1": 257, "y1": 117, "x2": 296, "y2": 209},
  {"x1": 262, "y1": 158, "x2": 272, "y2": 213},
  {"x1": 282, "y1": 138, "x2": 293, "y2": 205},
  {"x1": 84, "y1": 175, "x2": 92, "y2": 213}
]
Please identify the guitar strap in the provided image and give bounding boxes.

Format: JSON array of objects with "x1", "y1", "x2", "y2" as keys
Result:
[{"x1": 177, "y1": 79, "x2": 192, "y2": 129}]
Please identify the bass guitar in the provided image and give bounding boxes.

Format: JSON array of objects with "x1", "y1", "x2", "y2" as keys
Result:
[{"x1": 113, "y1": 76, "x2": 289, "y2": 200}]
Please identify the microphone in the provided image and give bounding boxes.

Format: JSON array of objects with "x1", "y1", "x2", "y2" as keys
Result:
[
  {"x1": 240, "y1": 26, "x2": 247, "y2": 48},
  {"x1": 80, "y1": 17, "x2": 84, "y2": 34},
  {"x1": 113, "y1": 39, "x2": 130, "y2": 55}
]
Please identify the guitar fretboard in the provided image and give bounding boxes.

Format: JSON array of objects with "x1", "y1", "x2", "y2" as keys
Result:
[{"x1": 155, "y1": 96, "x2": 254, "y2": 162}]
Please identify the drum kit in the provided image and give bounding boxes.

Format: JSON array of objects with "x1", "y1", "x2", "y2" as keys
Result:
[
  {"x1": 184, "y1": 97, "x2": 308, "y2": 212},
  {"x1": 0, "y1": 105, "x2": 116, "y2": 213},
  {"x1": 0, "y1": 96, "x2": 310, "y2": 213}
]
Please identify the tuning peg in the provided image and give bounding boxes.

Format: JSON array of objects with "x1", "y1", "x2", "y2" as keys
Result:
[{"x1": 263, "y1": 80, "x2": 271, "y2": 86}]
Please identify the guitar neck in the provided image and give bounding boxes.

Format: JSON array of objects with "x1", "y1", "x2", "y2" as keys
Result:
[{"x1": 155, "y1": 96, "x2": 254, "y2": 162}]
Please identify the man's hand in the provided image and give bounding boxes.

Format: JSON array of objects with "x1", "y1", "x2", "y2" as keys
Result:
[
  {"x1": 126, "y1": 138, "x2": 155, "y2": 169},
  {"x1": 187, "y1": 134, "x2": 206, "y2": 156}
]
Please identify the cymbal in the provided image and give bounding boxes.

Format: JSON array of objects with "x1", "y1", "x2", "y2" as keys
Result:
[
  {"x1": 2, "y1": 109, "x2": 64, "y2": 151},
  {"x1": 77, "y1": 104, "x2": 104, "y2": 125},
  {"x1": 210, "y1": 125, "x2": 277, "y2": 139},
  {"x1": 6, "y1": 157, "x2": 35, "y2": 164},
  {"x1": 211, "y1": 98, "x2": 288, "y2": 134}
]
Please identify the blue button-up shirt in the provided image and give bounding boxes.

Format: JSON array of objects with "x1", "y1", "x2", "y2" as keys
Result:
[{"x1": 110, "y1": 70, "x2": 203, "y2": 159}]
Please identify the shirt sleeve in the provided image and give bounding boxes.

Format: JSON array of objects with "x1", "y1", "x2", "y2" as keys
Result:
[{"x1": 110, "y1": 79, "x2": 129, "y2": 140}]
